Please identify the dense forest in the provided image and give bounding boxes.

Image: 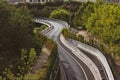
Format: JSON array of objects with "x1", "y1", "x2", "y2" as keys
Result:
[
  {"x1": 0, "y1": 0, "x2": 59, "y2": 79},
  {"x1": 0, "y1": 0, "x2": 37, "y2": 75}
]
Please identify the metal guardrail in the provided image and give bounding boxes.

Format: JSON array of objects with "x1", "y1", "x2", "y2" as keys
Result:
[
  {"x1": 34, "y1": 18, "x2": 114, "y2": 80},
  {"x1": 34, "y1": 18, "x2": 54, "y2": 35},
  {"x1": 76, "y1": 41, "x2": 114, "y2": 80},
  {"x1": 60, "y1": 34, "x2": 102, "y2": 80},
  {"x1": 35, "y1": 18, "x2": 100, "y2": 80},
  {"x1": 35, "y1": 18, "x2": 57, "y2": 80},
  {"x1": 35, "y1": 17, "x2": 69, "y2": 28},
  {"x1": 34, "y1": 18, "x2": 67, "y2": 80}
]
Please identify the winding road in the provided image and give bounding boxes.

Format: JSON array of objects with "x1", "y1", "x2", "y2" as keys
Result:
[{"x1": 34, "y1": 18, "x2": 114, "y2": 80}]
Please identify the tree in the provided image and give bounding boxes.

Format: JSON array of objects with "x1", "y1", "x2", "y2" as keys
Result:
[
  {"x1": 86, "y1": 3, "x2": 120, "y2": 57},
  {"x1": 0, "y1": 0, "x2": 12, "y2": 53},
  {"x1": 0, "y1": 1, "x2": 39, "y2": 75},
  {"x1": 0, "y1": 0, "x2": 14, "y2": 74},
  {"x1": 49, "y1": 8, "x2": 70, "y2": 22},
  {"x1": 0, "y1": 0, "x2": 11, "y2": 28},
  {"x1": 2, "y1": 49, "x2": 37, "y2": 80},
  {"x1": 73, "y1": 2, "x2": 94, "y2": 28},
  {"x1": 10, "y1": 6, "x2": 34, "y2": 51}
]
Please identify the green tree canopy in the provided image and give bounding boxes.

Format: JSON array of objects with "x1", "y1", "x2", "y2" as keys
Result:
[
  {"x1": 73, "y1": 2, "x2": 94, "y2": 28},
  {"x1": 49, "y1": 8, "x2": 70, "y2": 22},
  {"x1": 85, "y1": 3, "x2": 120, "y2": 57},
  {"x1": 0, "y1": 0, "x2": 38, "y2": 75},
  {"x1": 86, "y1": 3, "x2": 120, "y2": 44}
]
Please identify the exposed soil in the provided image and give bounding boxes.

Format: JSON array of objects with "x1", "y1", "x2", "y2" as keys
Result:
[
  {"x1": 115, "y1": 59, "x2": 120, "y2": 67},
  {"x1": 77, "y1": 30, "x2": 120, "y2": 68},
  {"x1": 31, "y1": 46, "x2": 50, "y2": 74},
  {"x1": 77, "y1": 30, "x2": 120, "y2": 80},
  {"x1": 76, "y1": 30, "x2": 91, "y2": 41}
]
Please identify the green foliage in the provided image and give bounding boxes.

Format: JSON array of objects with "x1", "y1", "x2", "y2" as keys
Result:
[
  {"x1": 72, "y1": 2, "x2": 120, "y2": 79},
  {"x1": 23, "y1": 73, "x2": 40, "y2": 80},
  {"x1": 38, "y1": 41, "x2": 58, "y2": 80},
  {"x1": 49, "y1": 8, "x2": 70, "y2": 22},
  {"x1": 62, "y1": 28, "x2": 76, "y2": 39},
  {"x1": 10, "y1": 6, "x2": 35, "y2": 51},
  {"x1": 34, "y1": 25, "x2": 47, "y2": 33},
  {"x1": 77, "y1": 35, "x2": 84, "y2": 42},
  {"x1": 86, "y1": 3, "x2": 120, "y2": 57},
  {"x1": 18, "y1": 49, "x2": 36, "y2": 78},
  {"x1": 30, "y1": 6, "x2": 55, "y2": 17},
  {"x1": 29, "y1": 48, "x2": 36, "y2": 65},
  {"x1": 3, "y1": 67, "x2": 16, "y2": 80},
  {"x1": 0, "y1": 0, "x2": 41, "y2": 76},
  {"x1": 0, "y1": 1, "x2": 58, "y2": 79},
  {"x1": 24, "y1": 2, "x2": 63, "y2": 9},
  {"x1": 34, "y1": 28, "x2": 47, "y2": 54},
  {"x1": 1, "y1": 41, "x2": 58, "y2": 80},
  {"x1": 2, "y1": 48, "x2": 37, "y2": 80},
  {"x1": 68, "y1": 1, "x2": 120, "y2": 79},
  {"x1": 0, "y1": 0, "x2": 12, "y2": 26},
  {"x1": 73, "y1": 2, "x2": 94, "y2": 28},
  {"x1": 16, "y1": 2, "x2": 63, "y2": 18},
  {"x1": 0, "y1": 4, "x2": 35, "y2": 56},
  {"x1": 62, "y1": 28, "x2": 84, "y2": 41},
  {"x1": 73, "y1": 1, "x2": 120, "y2": 58}
]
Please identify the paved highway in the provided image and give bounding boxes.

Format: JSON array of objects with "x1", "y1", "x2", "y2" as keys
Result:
[
  {"x1": 69, "y1": 39, "x2": 114, "y2": 80},
  {"x1": 35, "y1": 19, "x2": 88, "y2": 80},
  {"x1": 34, "y1": 18, "x2": 114, "y2": 80}
]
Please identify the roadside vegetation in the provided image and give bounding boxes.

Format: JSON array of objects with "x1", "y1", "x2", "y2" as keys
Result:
[
  {"x1": 49, "y1": 8, "x2": 70, "y2": 22},
  {"x1": 0, "y1": 0, "x2": 58, "y2": 80},
  {"x1": 61, "y1": 1, "x2": 120, "y2": 79},
  {"x1": 62, "y1": 28, "x2": 84, "y2": 42},
  {"x1": 1, "y1": 0, "x2": 120, "y2": 79},
  {"x1": 34, "y1": 24, "x2": 47, "y2": 33},
  {"x1": 14, "y1": 1, "x2": 120, "y2": 79},
  {"x1": 73, "y1": 1, "x2": 120, "y2": 59},
  {"x1": 0, "y1": 0, "x2": 81, "y2": 80},
  {"x1": 1, "y1": 0, "x2": 79, "y2": 79},
  {"x1": 0, "y1": 0, "x2": 37, "y2": 76},
  {"x1": 15, "y1": 1, "x2": 64, "y2": 18}
]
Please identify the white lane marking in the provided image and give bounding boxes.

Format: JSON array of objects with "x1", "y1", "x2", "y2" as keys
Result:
[{"x1": 57, "y1": 43, "x2": 88, "y2": 80}]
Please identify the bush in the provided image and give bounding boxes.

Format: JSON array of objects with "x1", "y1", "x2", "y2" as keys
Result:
[
  {"x1": 49, "y1": 8, "x2": 70, "y2": 22},
  {"x1": 62, "y1": 28, "x2": 84, "y2": 42}
]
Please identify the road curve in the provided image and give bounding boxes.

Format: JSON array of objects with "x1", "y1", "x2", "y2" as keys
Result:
[
  {"x1": 69, "y1": 39, "x2": 114, "y2": 80},
  {"x1": 59, "y1": 34, "x2": 101, "y2": 80},
  {"x1": 34, "y1": 18, "x2": 114, "y2": 80},
  {"x1": 35, "y1": 19, "x2": 89, "y2": 80}
]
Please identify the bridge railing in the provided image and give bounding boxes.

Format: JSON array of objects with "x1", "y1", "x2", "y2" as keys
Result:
[
  {"x1": 34, "y1": 18, "x2": 54, "y2": 35},
  {"x1": 76, "y1": 40, "x2": 114, "y2": 80},
  {"x1": 35, "y1": 17, "x2": 69, "y2": 28}
]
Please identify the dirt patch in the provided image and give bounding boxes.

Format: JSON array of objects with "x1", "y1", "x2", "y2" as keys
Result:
[
  {"x1": 77, "y1": 30, "x2": 120, "y2": 69},
  {"x1": 76, "y1": 30, "x2": 91, "y2": 41},
  {"x1": 115, "y1": 59, "x2": 120, "y2": 67},
  {"x1": 31, "y1": 46, "x2": 50, "y2": 74}
]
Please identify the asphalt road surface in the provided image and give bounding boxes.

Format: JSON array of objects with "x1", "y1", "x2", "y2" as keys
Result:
[{"x1": 35, "y1": 18, "x2": 114, "y2": 80}]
